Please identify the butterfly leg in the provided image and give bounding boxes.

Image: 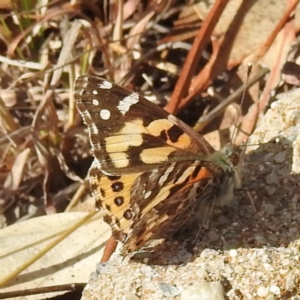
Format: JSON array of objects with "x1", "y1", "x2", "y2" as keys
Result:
[{"x1": 101, "y1": 236, "x2": 118, "y2": 262}]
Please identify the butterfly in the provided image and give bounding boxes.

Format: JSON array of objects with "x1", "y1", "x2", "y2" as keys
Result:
[{"x1": 74, "y1": 75, "x2": 241, "y2": 256}]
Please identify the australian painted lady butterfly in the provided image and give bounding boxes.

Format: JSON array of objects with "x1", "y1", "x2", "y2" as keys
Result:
[{"x1": 74, "y1": 75, "x2": 241, "y2": 255}]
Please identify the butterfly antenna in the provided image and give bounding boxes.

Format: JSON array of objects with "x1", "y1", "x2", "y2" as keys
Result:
[{"x1": 230, "y1": 63, "x2": 253, "y2": 146}]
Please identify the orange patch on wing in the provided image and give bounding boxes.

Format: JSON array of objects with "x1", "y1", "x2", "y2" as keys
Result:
[
  {"x1": 105, "y1": 120, "x2": 144, "y2": 152},
  {"x1": 146, "y1": 119, "x2": 172, "y2": 135},
  {"x1": 146, "y1": 119, "x2": 192, "y2": 149},
  {"x1": 91, "y1": 172, "x2": 143, "y2": 234},
  {"x1": 190, "y1": 167, "x2": 212, "y2": 183},
  {"x1": 167, "y1": 133, "x2": 191, "y2": 149}
]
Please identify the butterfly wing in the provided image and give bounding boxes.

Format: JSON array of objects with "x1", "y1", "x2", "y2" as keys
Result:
[
  {"x1": 75, "y1": 76, "x2": 238, "y2": 254},
  {"x1": 75, "y1": 76, "x2": 216, "y2": 173}
]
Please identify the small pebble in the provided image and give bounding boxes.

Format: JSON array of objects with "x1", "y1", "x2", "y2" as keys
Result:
[
  {"x1": 158, "y1": 282, "x2": 179, "y2": 297},
  {"x1": 264, "y1": 203, "x2": 275, "y2": 214},
  {"x1": 124, "y1": 292, "x2": 139, "y2": 300},
  {"x1": 181, "y1": 281, "x2": 225, "y2": 300},
  {"x1": 273, "y1": 151, "x2": 286, "y2": 163},
  {"x1": 257, "y1": 286, "x2": 269, "y2": 297},
  {"x1": 208, "y1": 230, "x2": 220, "y2": 241},
  {"x1": 269, "y1": 285, "x2": 280, "y2": 295},
  {"x1": 285, "y1": 273, "x2": 296, "y2": 290},
  {"x1": 281, "y1": 258, "x2": 290, "y2": 266},
  {"x1": 229, "y1": 249, "x2": 238, "y2": 257},
  {"x1": 196, "y1": 267, "x2": 208, "y2": 279},
  {"x1": 234, "y1": 265, "x2": 244, "y2": 275}
]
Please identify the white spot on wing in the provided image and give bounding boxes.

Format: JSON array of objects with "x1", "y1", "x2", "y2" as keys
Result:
[
  {"x1": 98, "y1": 80, "x2": 113, "y2": 89},
  {"x1": 82, "y1": 109, "x2": 92, "y2": 121},
  {"x1": 117, "y1": 93, "x2": 139, "y2": 115},
  {"x1": 100, "y1": 109, "x2": 111, "y2": 120},
  {"x1": 144, "y1": 191, "x2": 152, "y2": 199},
  {"x1": 92, "y1": 99, "x2": 99, "y2": 106},
  {"x1": 92, "y1": 90, "x2": 98, "y2": 95},
  {"x1": 101, "y1": 168, "x2": 114, "y2": 176},
  {"x1": 158, "y1": 164, "x2": 175, "y2": 185},
  {"x1": 90, "y1": 123, "x2": 99, "y2": 134}
]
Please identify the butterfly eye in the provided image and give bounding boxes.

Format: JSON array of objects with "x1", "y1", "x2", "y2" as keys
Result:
[{"x1": 229, "y1": 152, "x2": 240, "y2": 166}]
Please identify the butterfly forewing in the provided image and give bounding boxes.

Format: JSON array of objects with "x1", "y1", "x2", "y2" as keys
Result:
[{"x1": 75, "y1": 76, "x2": 215, "y2": 174}]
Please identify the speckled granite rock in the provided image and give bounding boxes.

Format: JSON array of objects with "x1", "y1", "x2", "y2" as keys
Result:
[{"x1": 81, "y1": 89, "x2": 300, "y2": 300}]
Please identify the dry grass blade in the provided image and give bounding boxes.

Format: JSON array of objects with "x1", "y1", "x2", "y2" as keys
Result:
[
  {"x1": 193, "y1": 67, "x2": 270, "y2": 132},
  {"x1": 166, "y1": 0, "x2": 229, "y2": 114}
]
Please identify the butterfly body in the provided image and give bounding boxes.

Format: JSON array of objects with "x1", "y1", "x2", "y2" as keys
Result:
[{"x1": 75, "y1": 76, "x2": 241, "y2": 255}]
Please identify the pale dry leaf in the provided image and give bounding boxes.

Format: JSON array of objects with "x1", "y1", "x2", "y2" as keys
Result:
[
  {"x1": 295, "y1": 4, "x2": 300, "y2": 30},
  {"x1": 203, "y1": 102, "x2": 239, "y2": 150},
  {"x1": 126, "y1": 10, "x2": 155, "y2": 50},
  {"x1": 0, "y1": 212, "x2": 110, "y2": 300},
  {"x1": 0, "y1": 89, "x2": 17, "y2": 107},
  {"x1": 4, "y1": 148, "x2": 31, "y2": 190},
  {"x1": 123, "y1": 0, "x2": 140, "y2": 20},
  {"x1": 259, "y1": 19, "x2": 295, "y2": 86}
]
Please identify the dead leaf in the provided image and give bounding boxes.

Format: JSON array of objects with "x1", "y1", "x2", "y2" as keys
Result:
[{"x1": 0, "y1": 212, "x2": 110, "y2": 299}]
